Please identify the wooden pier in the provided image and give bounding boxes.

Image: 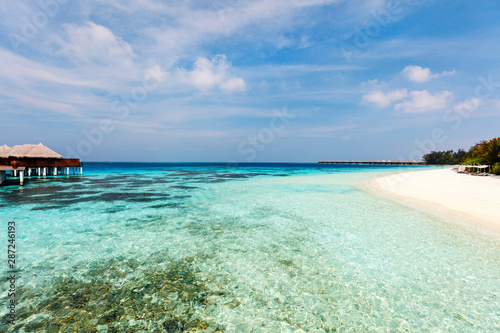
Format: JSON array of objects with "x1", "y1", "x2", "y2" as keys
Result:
[
  {"x1": 0, "y1": 166, "x2": 26, "y2": 185},
  {"x1": 318, "y1": 160, "x2": 426, "y2": 165}
]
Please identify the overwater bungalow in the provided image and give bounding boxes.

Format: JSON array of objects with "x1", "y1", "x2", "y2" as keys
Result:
[{"x1": 0, "y1": 143, "x2": 82, "y2": 186}]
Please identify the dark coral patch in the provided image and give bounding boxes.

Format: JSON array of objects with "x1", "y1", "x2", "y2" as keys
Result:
[{"x1": 2, "y1": 255, "x2": 222, "y2": 332}]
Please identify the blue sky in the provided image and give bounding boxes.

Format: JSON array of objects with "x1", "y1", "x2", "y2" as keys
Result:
[{"x1": 1, "y1": 0, "x2": 499, "y2": 162}]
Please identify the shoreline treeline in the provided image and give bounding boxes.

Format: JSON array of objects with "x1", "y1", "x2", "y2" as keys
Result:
[{"x1": 422, "y1": 137, "x2": 500, "y2": 174}]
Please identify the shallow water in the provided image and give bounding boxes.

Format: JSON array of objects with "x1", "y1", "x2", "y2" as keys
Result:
[{"x1": 1, "y1": 163, "x2": 499, "y2": 332}]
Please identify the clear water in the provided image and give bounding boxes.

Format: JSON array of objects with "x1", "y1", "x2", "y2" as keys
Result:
[{"x1": 0, "y1": 163, "x2": 499, "y2": 332}]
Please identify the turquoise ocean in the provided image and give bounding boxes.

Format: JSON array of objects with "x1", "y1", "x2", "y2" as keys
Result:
[{"x1": 1, "y1": 163, "x2": 499, "y2": 332}]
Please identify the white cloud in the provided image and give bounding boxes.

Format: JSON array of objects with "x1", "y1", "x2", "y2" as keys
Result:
[
  {"x1": 0, "y1": 48, "x2": 103, "y2": 88},
  {"x1": 453, "y1": 97, "x2": 483, "y2": 113},
  {"x1": 361, "y1": 89, "x2": 407, "y2": 107},
  {"x1": 92, "y1": 0, "x2": 167, "y2": 13},
  {"x1": 54, "y1": 22, "x2": 135, "y2": 65},
  {"x1": 360, "y1": 79, "x2": 381, "y2": 88},
  {"x1": 402, "y1": 65, "x2": 455, "y2": 82},
  {"x1": 46, "y1": 21, "x2": 160, "y2": 89},
  {"x1": 448, "y1": 98, "x2": 500, "y2": 118},
  {"x1": 146, "y1": 0, "x2": 342, "y2": 60},
  {"x1": 180, "y1": 55, "x2": 246, "y2": 92},
  {"x1": 0, "y1": 48, "x2": 112, "y2": 117},
  {"x1": 395, "y1": 90, "x2": 454, "y2": 113},
  {"x1": 361, "y1": 66, "x2": 457, "y2": 112},
  {"x1": 220, "y1": 77, "x2": 247, "y2": 93}
]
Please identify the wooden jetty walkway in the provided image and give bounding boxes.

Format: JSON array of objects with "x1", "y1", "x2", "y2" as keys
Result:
[{"x1": 318, "y1": 160, "x2": 425, "y2": 165}]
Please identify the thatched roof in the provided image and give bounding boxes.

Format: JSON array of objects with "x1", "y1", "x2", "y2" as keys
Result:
[
  {"x1": 0, "y1": 143, "x2": 63, "y2": 159},
  {"x1": 0, "y1": 145, "x2": 18, "y2": 158},
  {"x1": 24, "y1": 143, "x2": 63, "y2": 158},
  {"x1": 0, "y1": 145, "x2": 10, "y2": 158},
  {"x1": 9, "y1": 144, "x2": 37, "y2": 158}
]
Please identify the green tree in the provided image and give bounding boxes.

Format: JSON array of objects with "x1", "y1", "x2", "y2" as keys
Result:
[
  {"x1": 453, "y1": 149, "x2": 467, "y2": 164},
  {"x1": 423, "y1": 150, "x2": 466, "y2": 165},
  {"x1": 492, "y1": 163, "x2": 500, "y2": 175},
  {"x1": 422, "y1": 137, "x2": 499, "y2": 168},
  {"x1": 464, "y1": 137, "x2": 500, "y2": 166}
]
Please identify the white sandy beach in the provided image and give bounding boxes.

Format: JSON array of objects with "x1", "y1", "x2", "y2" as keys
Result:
[{"x1": 373, "y1": 168, "x2": 500, "y2": 231}]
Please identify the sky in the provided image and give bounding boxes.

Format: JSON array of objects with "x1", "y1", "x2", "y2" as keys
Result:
[{"x1": 0, "y1": 0, "x2": 499, "y2": 162}]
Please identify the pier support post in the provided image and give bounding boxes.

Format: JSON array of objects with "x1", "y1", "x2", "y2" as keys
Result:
[
  {"x1": 38, "y1": 167, "x2": 41, "y2": 177},
  {"x1": 20, "y1": 170, "x2": 24, "y2": 186},
  {"x1": 80, "y1": 167, "x2": 83, "y2": 175},
  {"x1": 0, "y1": 171, "x2": 5, "y2": 185},
  {"x1": 53, "y1": 167, "x2": 58, "y2": 176},
  {"x1": 28, "y1": 168, "x2": 32, "y2": 177},
  {"x1": 13, "y1": 170, "x2": 17, "y2": 177},
  {"x1": 43, "y1": 167, "x2": 47, "y2": 176},
  {"x1": 66, "y1": 167, "x2": 70, "y2": 175}
]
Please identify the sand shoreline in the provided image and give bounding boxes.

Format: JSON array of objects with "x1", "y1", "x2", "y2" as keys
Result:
[{"x1": 371, "y1": 168, "x2": 500, "y2": 231}]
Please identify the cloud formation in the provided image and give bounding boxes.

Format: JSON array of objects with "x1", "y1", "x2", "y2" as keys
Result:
[
  {"x1": 180, "y1": 55, "x2": 247, "y2": 93},
  {"x1": 453, "y1": 97, "x2": 483, "y2": 113},
  {"x1": 361, "y1": 89, "x2": 407, "y2": 107},
  {"x1": 362, "y1": 87, "x2": 455, "y2": 113},
  {"x1": 402, "y1": 65, "x2": 455, "y2": 83},
  {"x1": 362, "y1": 64, "x2": 458, "y2": 113},
  {"x1": 395, "y1": 90, "x2": 454, "y2": 113},
  {"x1": 54, "y1": 22, "x2": 135, "y2": 65}
]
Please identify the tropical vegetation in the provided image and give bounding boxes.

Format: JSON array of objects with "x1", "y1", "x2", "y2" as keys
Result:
[
  {"x1": 422, "y1": 137, "x2": 500, "y2": 175},
  {"x1": 422, "y1": 149, "x2": 467, "y2": 165}
]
